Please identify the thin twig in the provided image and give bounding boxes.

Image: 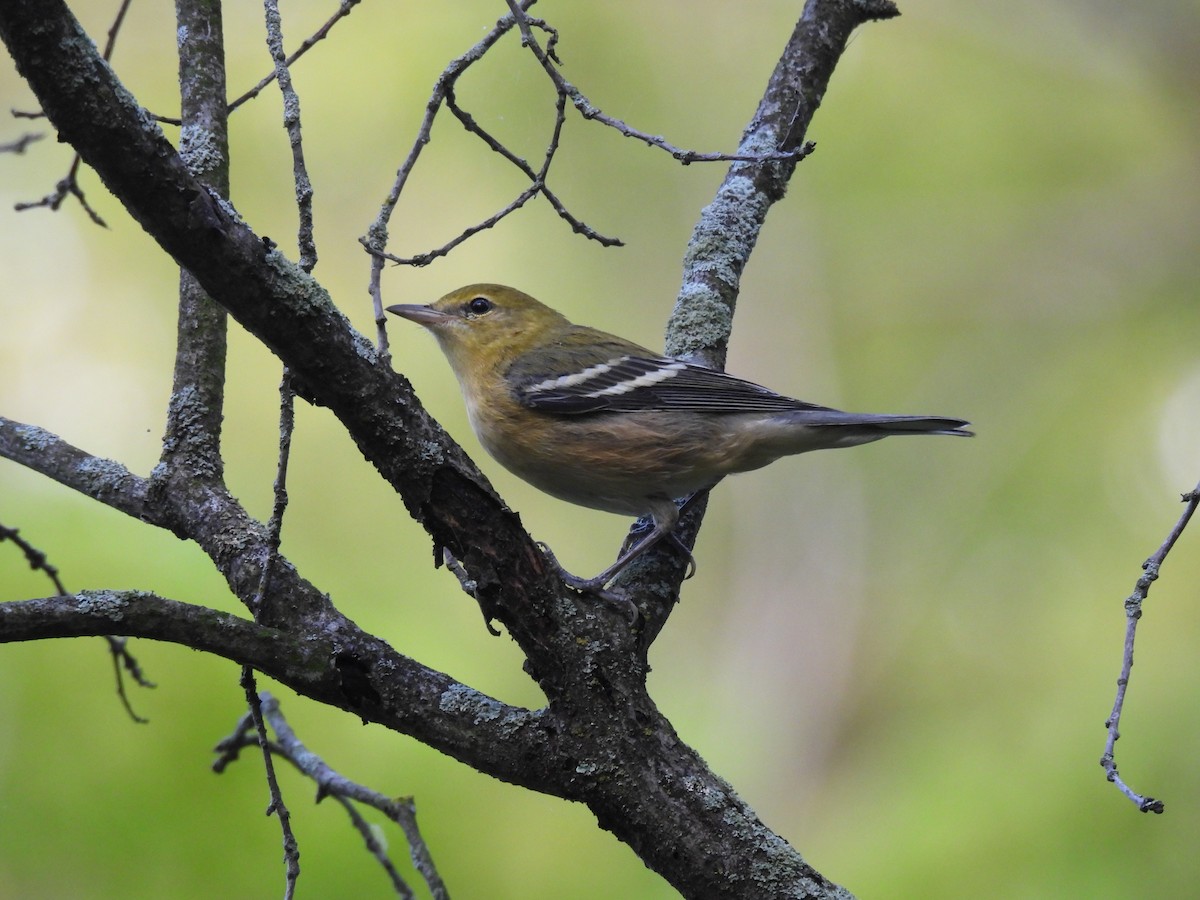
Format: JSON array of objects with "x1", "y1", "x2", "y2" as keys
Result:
[
  {"x1": 12, "y1": 0, "x2": 133, "y2": 222},
  {"x1": 263, "y1": 0, "x2": 316, "y2": 272},
  {"x1": 363, "y1": 1, "x2": 537, "y2": 356},
  {"x1": 373, "y1": 185, "x2": 542, "y2": 268},
  {"x1": 249, "y1": 0, "x2": 303, "y2": 608},
  {"x1": 101, "y1": 0, "x2": 135, "y2": 61},
  {"x1": 215, "y1": 694, "x2": 450, "y2": 899},
  {"x1": 366, "y1": 1, "x2": 814, "y2": 347},
  {"x1": 503, "y1": 0, "x2": 812, "y2": 165},
  {"x1": 230, "y1": 0, "x2": 361, "y2": 116},
  {"x1": 14, "y1": 159, "x2": 108, "y2": 225},
  {"x1": 444, "y1": 87, "x2": 619, "y2": 245},
  {"x1": 246, "y1": 7, "x2": 310, "y2": 875},
  {"x1": 242, "y1": 356, "x2": 299, "y2": 895},
  {"x1": 0, "y1": 521, "x2": 154, "y2": 720},
  {"x1": 328, "y1": 793, "x2": 416, "y2": 899},
  {"x1": 360, "y1": 1, "x2": 620, "y2": 340},
  {"x1": 0, "y1": 132, "x2": 43, "y2": 153},
  {"x1": 442, "y1": 547, "x2": 501, "y2": 637},
  {"x1": 1099, "y1": 480, "x2": 1200, "y2": 814},
  {"x1": 105, "y1": 635, "x2": 155, "y2": 723},
  {"x1": 250, "y1": 368, "x2": 296, "y2": 621},
  {"x1": 260, "y1": 697, "x2": 420, "y2": 899},
  {"x1": 0, "y1": 521, "x2": 66, "y2": 594},
  {"x1": 247, "y1": 271, "x2": 296, "y2": 624},
  {"x1": 241, "y1": 670, "x2": 301, "y2": 898},
  {"x1": 154, "y1": 1, "x2": 363, "y2": 126},
  {"x1": 244, "y1": 365, "x2": 299, "y2": 888}
]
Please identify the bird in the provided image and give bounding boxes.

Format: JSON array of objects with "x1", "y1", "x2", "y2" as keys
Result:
[{"x1": 387, "y1": 284, "x2": 971, "y2": 594}]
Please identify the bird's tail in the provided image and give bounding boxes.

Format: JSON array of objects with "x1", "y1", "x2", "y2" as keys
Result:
[{"x1": 786, "y1": 410, "x2": 974, "y2": 438}]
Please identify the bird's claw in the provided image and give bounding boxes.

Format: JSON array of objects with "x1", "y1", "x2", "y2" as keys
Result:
[
  {"x1": 536, "y1": 541, "x2": 639, "y2": 623},
  {"x1": 665, "y1": 533, "x2": 697, "y2": 580}
]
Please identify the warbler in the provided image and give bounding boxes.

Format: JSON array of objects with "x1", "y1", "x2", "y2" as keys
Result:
[{"x1": 388, "y1": 284, "x2": 971, "y2": 593}]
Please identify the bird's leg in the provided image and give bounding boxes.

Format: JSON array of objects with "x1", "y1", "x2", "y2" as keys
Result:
[
  {"x1": 545, "y1": 494, "x2": 695, "y2": 601},
  {"x1": 667, "y1": 491, "x2": 710, "y2": 579},
  {"x1": 537, "y1": 541, "x2": 638, "y2": 619},
  {"x1": 626, "y1": 523, "x2": 696, "y2": 580},
  {"x1": 543, "y1": 521, "x2": 670, "y2": 598},
  {"x1": 664, "y1": 532, "x2": 697, "y2": 580},
  {"x1": 623, "y1": 493, "x2": 703, "y2": 579}
]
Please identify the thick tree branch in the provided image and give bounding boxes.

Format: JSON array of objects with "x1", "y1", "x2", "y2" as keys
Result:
[
  {"x1": 0, "y1": 414, "x2": 289, "y2": 615},
  {"x1": 0, "y1": 588, "x2": 850, "y2": 898},
  {"x1": 0, "y1": 591, "x2": 560, "y2": 783},
  {"x1": 0, "y1": 416, "x2": 559, "y2": 785},
  {"x1": 162, "y1": 0, "x2": 232, "y2": 481},
  {"x1": 667, "y1": 0, "x2": 901, "y2": 365},
  {"x1": 0, "y1": 417, "x2": 151, "y2": 517}
]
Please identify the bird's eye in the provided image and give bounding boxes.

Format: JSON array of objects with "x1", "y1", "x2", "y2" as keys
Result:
[{"x1": 466, "y1": 297, "x2": 493, "y2": 316}]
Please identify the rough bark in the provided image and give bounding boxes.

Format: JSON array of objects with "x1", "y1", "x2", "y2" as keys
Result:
[{"x1": 0, "y1": 0, "x2": 898, "y2": 895}]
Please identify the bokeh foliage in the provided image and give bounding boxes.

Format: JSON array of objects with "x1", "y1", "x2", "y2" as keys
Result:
[{"x1": 2, "y1": 1, "x2": 1198, "y2": 897}]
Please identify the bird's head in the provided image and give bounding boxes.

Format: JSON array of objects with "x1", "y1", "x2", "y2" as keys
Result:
[{"x1": 387, "y1": 284, "x2": 569, "y2": 374}]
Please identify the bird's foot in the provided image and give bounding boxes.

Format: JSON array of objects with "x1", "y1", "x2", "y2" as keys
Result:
[
  {"x1": 664, "y1": 532, "x2": 697, "y2": 580},
  {"x1": 536, "y1": 542, "x2": 639, "y2": 623}
]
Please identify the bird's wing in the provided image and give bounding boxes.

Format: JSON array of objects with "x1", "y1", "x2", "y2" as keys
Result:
[{"x1": 514, "y1": 354, "x2": 829, "y2": 415}]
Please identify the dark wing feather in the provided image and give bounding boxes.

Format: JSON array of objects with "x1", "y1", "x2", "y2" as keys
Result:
[{"x1": 514, "y1": 353, "x2": 830, "y2": 416}]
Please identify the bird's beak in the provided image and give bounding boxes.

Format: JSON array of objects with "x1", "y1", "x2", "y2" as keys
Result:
[{"x1": 385, "y1": 303, "x2": 452, "y2": 327}]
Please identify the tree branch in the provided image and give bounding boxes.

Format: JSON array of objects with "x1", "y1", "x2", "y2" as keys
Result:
[
  {"x1": 164, "y1": 0, "x2": 231, "y2": 480},
  {"x1": 668, "y1": 0, "x2": 900, "y2": 365},
  {"x1": 1100, "y1": 479, "x2": 1200, "y2": 814},
  {"x1": 627, "y1": 0, "x2": 902, "y2": 638},
  {"x1": 0, "y1": 591, "x2": 555, "y2": 783},
  {"x1": 215, "y1": 693, "x2": 449, "y2": 899},
  {"x1": 0, "y1": 1, "x2": 902, "y2": 893},
  {"x1": 0, "y1": 416, "x2": 151, "y2": 517}
]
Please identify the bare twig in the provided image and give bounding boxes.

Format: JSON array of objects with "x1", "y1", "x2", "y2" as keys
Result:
[
  {"x1": 215, "y1": 693, "x2": 450, "y2": 899},
  {"x1": 442, "y1": 547, "x2": 502, "y2": 637},
  {"x1": 241, "y1": 671, "x2": 301, "y2": 898},
  {"x1": 363, "y1": 1, "x2": 538, "y2": 356},
  {"x1": 230, "y1": 0, "x2": 361, "y2": 116},
  {"x1": 155, "y1": 0, "x2": 363, "y2": 126},
  {"x1": 371, "y1": 182, "x2": 541, "y2": 269},
  {"x1": 0, "y1": 521, "x2": 153, "y2": 721},
  {"x1": 252, "y1": 369, "x2": 296, "y2": 621},
  {"x1": 503, "y1": 0, "x2": 813, "y2": 165},
  {"x1": 263, "y1": 0, "x2": 316, "y2": 272},
  {"x1": 251, "y1": 0, "x2": 305, "y2": 610},
  {"x1": 105, "y1": 635, "x2": 156, "y2": 722},
  {"x1": 1099, "y1": 481, "x2": 1200, "y2": 814},
  {"x1": 13, "y1": 158, "x2": 107, "y2": 225},
  {"x1": 0, "y1": 132, "x2": 42, "y2": 153},
  {"x1": 327, "y1": 792, "x2": 416, "y2": 900},
  {"x1": 102, "y1": 0, "x2": 135, "y2": 60},
  {"x1": 12, "y1": 0, "x2": 132, "y2": 223},
  {"x1": 0, "y1": 521, "x2": 67, "y2": 594},
  {"x1": 366, "y1": 0, "x2": 818, "y2": 349},
  {"x1": 444, "y1": 89, "x2": 614, "y2": 245},
  {"x1": 246, "y1": 314, "x2": 300, "y2": 894}
]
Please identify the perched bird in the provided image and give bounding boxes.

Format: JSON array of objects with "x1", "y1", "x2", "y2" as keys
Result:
[{"x1": 388, "y1": 284, "x2": 971, "y2": 593}]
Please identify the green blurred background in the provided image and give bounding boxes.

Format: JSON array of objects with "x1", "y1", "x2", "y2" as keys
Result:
[{"x1": 3, "y1": 1, "x2": 1199, "y2": 897}]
